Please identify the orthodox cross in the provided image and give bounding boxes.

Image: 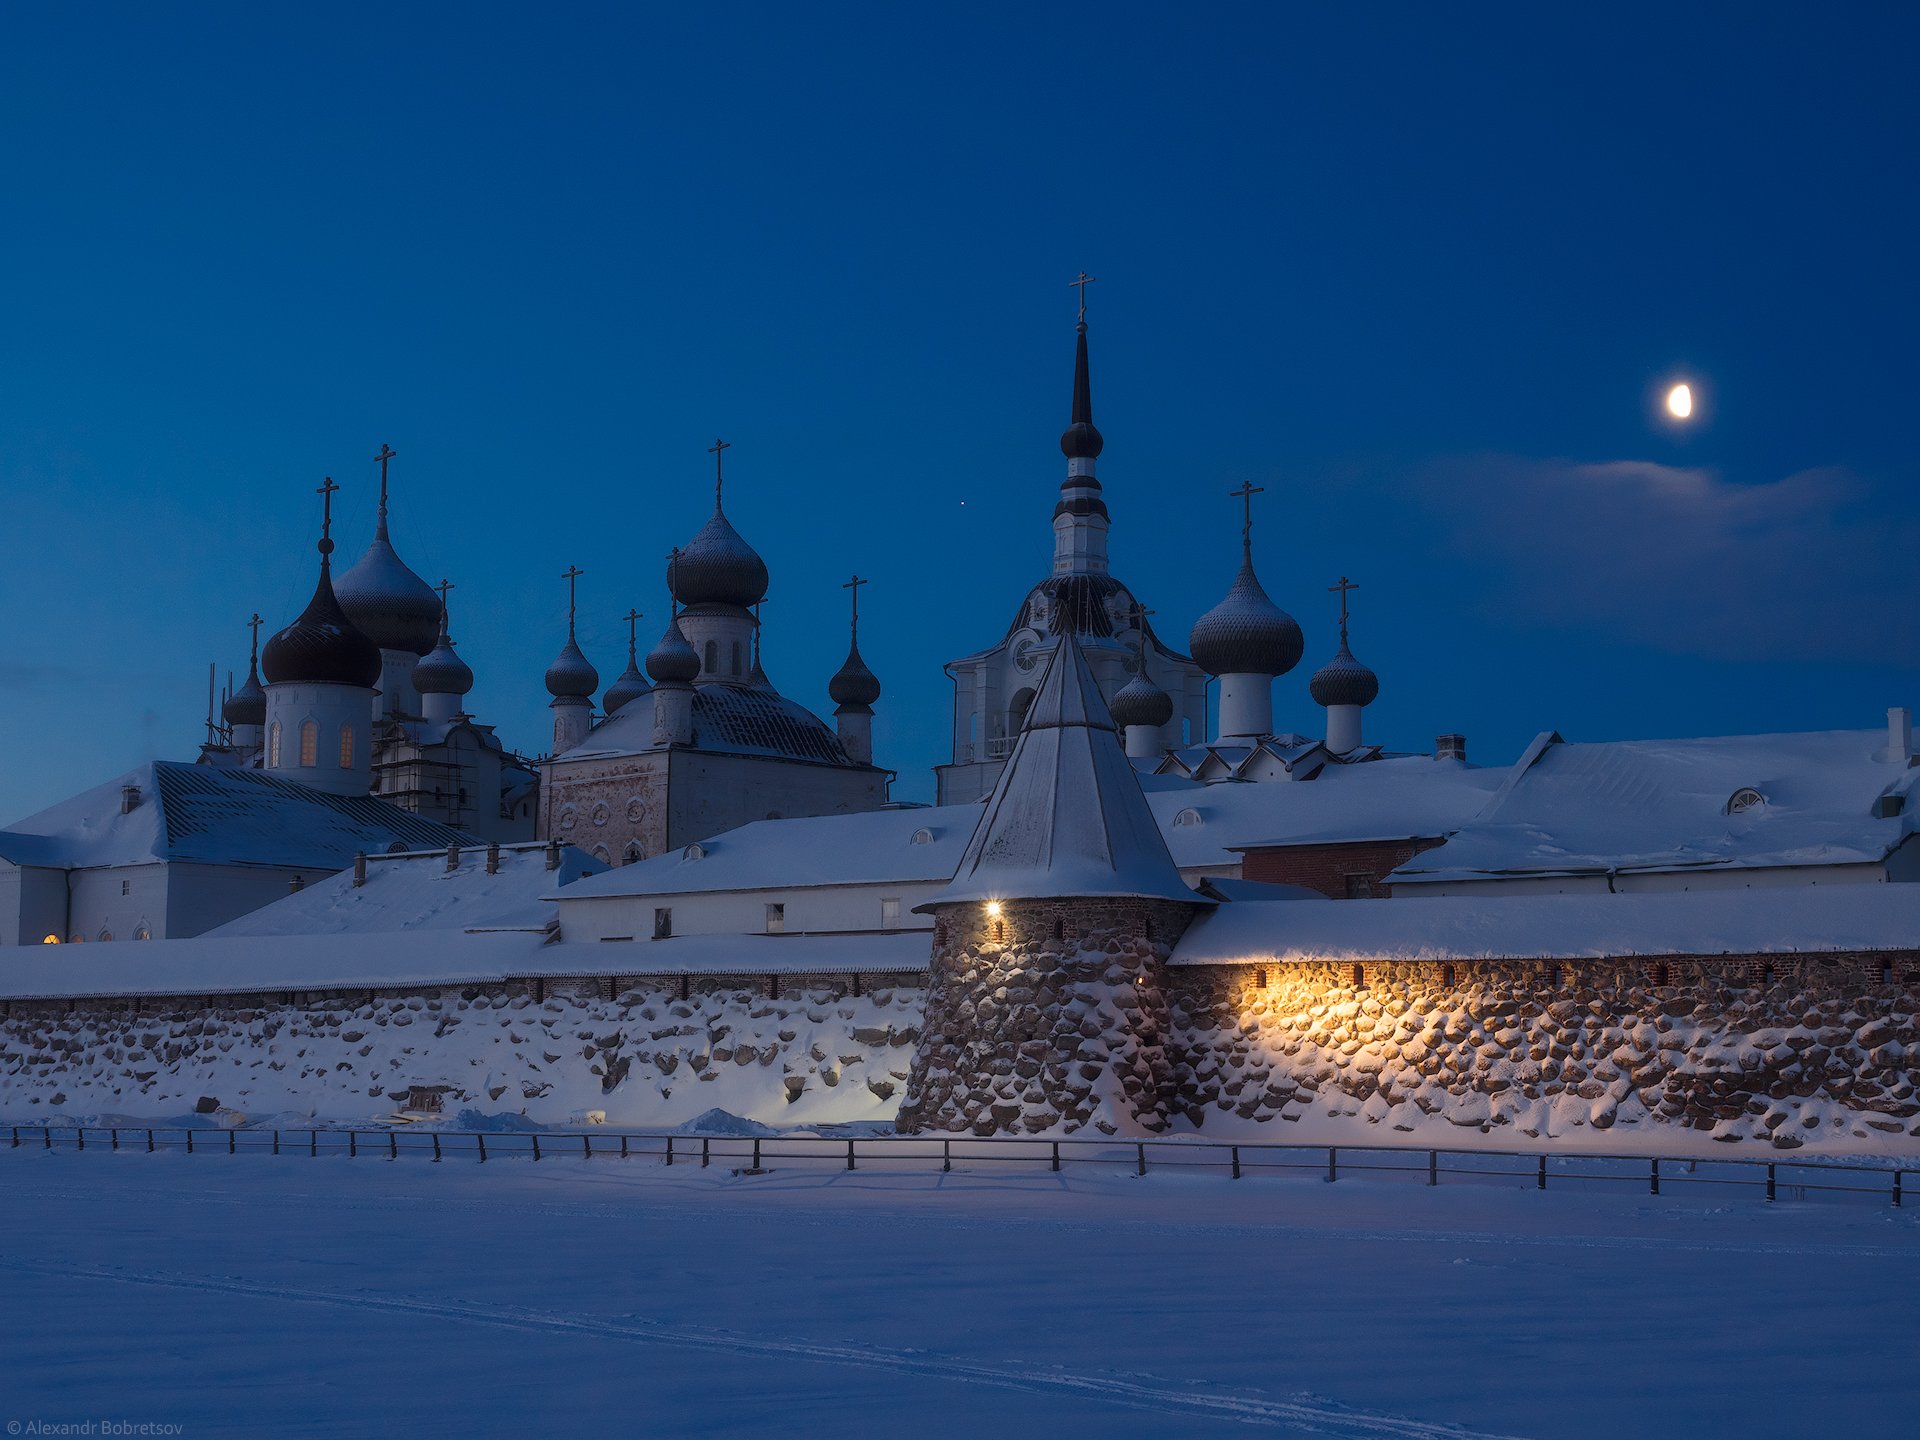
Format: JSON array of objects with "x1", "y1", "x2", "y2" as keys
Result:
[
  {"x1": 433, "y1": 578, "x2": 455, "y2": 635},
  {"x1": 1129, "y1": 602, "x2": 1155, "y2": 669},
  {"x1": 752, "y1": 597, "x2": 766, "y2": 669},
  {"x1": 1070, "y1": 271, "x2": 1096, "y2": 322},
  {"x1": 374, "y1": 443, "x2": 397, "y2": 518},
  {"x1": 316, "y1": 476, "x2": 339, "y2": 553},
  {"x1": 623, "y1": 607, "x2": 643, "y2": 655},
  {"x1": 561, "y1": 565, "x2": 584, "y2": 634},
  {"x1": 246, "y1": 612, "x2": 263, "y2": 663},
  {"x1": 1229, "y1": 480, "x2": 1264, "y2": 554},
  {"x1": 665, "y1": 547, "x2": 681, "y2": 614},
  {"x1": 708, "y1": 438, "x2": 731, "y2": 505},
  {"x1": 843, "y1": 574, "x2": 867, "y2": 637},
  {"x1": 1328, "y1": 575, "x2": 1358, "y2": 640}
]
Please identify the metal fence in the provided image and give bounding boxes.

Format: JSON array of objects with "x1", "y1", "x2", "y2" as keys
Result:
[{"x1": 4, "y1": 1123, "x2": 1910, "y2": 1207}]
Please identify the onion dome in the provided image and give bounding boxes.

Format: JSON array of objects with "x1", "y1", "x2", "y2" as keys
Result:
[
  {"x1": 223, "y1": 624, "x2": 267, "y2": 727},
  {"x1": 670, "y1": 448, "x2": 769, "y2": 613},
  {"x1": 828, "y1": 642, "x2": 881, "y2": 710},
  {"x1": 646, "y1": 614, "x2": 700, "y2": 685},
  {"x1": 1109, "y1": 669, "x2": 1173, "y2": 730},
  {"x1": 1059, "y1": 319, "x2": 1105, "y2": 463},
  {"x1": 413, "y1": 609, "x2": 474, "y2": 698},
  {"x1": 1189, "y1": 559, "x2": 1303, "y2": 678},
  {"x1": 333, "y1": 469, "x2": 442, "y2": 655},
  {"x1": 604, "y1": 610, "x2": 653, "y2": 714},
  {"x1": 262, "y1": 547, "x2": 383, "y2": 689},
  {"x1": 1310, "y1": 640, "x2": 1379, "y2": 709},
  {"x1": 544, "y1": 638, "x2": 597, "y2": 699}
]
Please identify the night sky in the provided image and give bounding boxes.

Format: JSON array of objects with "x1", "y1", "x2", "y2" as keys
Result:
[{"x1": 3, "y1": 6, "x2": 1915, "y2": 819}]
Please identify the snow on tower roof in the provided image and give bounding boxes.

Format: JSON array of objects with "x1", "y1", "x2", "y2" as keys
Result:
[
  {"x1": 920, "y1": 632, "x2": 1205, "y2": 909},
  {"x1": 1389, "y1": 727, "x2": 1920, "y2": 886}
]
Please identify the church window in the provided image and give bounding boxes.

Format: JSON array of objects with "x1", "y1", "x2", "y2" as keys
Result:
[
  {"x1": 298, "y1": 721, "x2": 318, "y2": 767},
  {"x1": 1343, "y1": 874, "x2": 1378, "y2": 898},
  {"x1": 765, "y1": 903, "x2": 785, "y2": 934},
  {"x1": 732, "y1": 641, "x2": 742, "y2": 675},
  {"x1": 1009, "y1": 688, "x2": 1036, "y2": 735},
  {"x1": 591, "y1": 802, "x2": 609, "y2": 827},
  {"x1": 99, "y1": 928, "x2": 114, "y2": 942},
  {"x1": 653, "y1": 907, "x2": 673, "y2": 940},
  {"x1": 881, "y1": 898, "x2": 900, "y2": 928},
  {"x1": 909, "y1": 828, "x2": 935, "y2": 845},
  {"x1": 1726, "y1": 787, "x2": 1766, "y2": 814},
  {"x1": 121, "y1": 880, "x2": 131, "y2": 896},
  {"x1": 1442, "y1": 963, "x2": 1456, "y2": 985},
  {"x1": 339, "y1": 725, "x2": 355, "y2": 768},
  {"x1": 1881, "y1": 958, "x2": 1894, "y2": 986},
  {"x1": 704, "y1": 640, "x2": 718, "y2": 674},
  {"x1": 622, "y1": 841, "x2": 643, "y2": 864},
  {"x1": 591, "y1": 845, "x2": 611, "y2": 863},
  {"x1": 1651, "y1": 961, "x2": 1671, "y2": 987},
  {"x1": 134, "y1": 924, "x2": 151, "y2": 941},
  {"x1": 1351, "y1": 963, "x2": 1365, "y2": 987},
  {"x1": 268, "y1": 722, "x2": 282, "y2": 767},
  {"x1": 40, "y1": 935, "x2": 58, "y2": 945},
  {"x1": 1173, "y1": 808, "x2": 1203, "y2": 828}
]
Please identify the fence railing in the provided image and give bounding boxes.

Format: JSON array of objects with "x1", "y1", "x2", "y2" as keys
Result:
[{"x1": 3, "y1": 1124, "x2": 1910, "y2": 1208}]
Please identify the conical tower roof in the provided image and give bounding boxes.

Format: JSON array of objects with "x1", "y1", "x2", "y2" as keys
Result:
[{"x1": 920, "y1": 633, "x2": 1203, "y2": 909}]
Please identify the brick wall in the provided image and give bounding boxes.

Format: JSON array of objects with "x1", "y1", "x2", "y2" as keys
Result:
[{"x1": 1239, "y1": 837, "x2": 1443, "y2": 897}]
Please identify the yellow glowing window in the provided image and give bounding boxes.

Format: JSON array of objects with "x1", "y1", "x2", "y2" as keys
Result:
[
  {"x1": 299, "y1": 720, "x2": 318, "y2": 767},
  {"x1": 40, "y1": 934, "x2": 58, "y2": 945},
  {"x1": 268, "y1": 722, "x2": 282, "y2": 767},
  {"x1": 339, "y1": 725, "x2": 355, "y2": 768}
]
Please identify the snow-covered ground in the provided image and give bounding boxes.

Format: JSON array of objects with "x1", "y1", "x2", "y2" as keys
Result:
[{"x1": 1, "y1": 1147, "x2": 1915, "y2": 1436}]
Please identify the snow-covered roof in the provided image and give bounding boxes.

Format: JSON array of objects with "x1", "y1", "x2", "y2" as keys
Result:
[
  {"x1": 1170, "y1": 883, "x2": 1920, "y2": 966},
  {"x1": 208, "y1": 842, "x2": 599, "y2": 937},
  {"x1": 0, "y1": 762, "x2": 475, "y2": 872},
  {"x1": 0, "y1": 928, "x2": 929, "y2": 1001},
  {"x1": 1390, "y1": 728, "x2": 1919, "y2": 885},
  {"x1": 558, "y1": 806, "x2": 973, "y2": 901},
  {"x1": 556, "y1": 685, "x2": 859, "y2": 767},
  {"x1": 923, "y1": 633, "x2": 1204, "y2": 909}
]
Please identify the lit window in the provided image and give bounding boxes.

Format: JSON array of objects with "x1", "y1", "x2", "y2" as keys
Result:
[
  {"x1": 268, "y1": 722, "x2": 282, "y2": 767},
  {"x1": 40, "y1": 934, "x2": 58, "y2": 945},
  {"x1": 134, "y1": 924, "x2": 151, "y2": 940},
  {"x1": 653, "y1": 907, "x2": 673, "y2": 940},
  {"x1": 299, "y1": 720, "x2": 318, "y2": 767},
  {"x1": 622, "y1": 842, "x2": 643, "y2": 864},
  {"x1": 766, "y1": 902, "x2": 786, "y2": 934},
  {"x1": 98, "y1": 928, "x2": 114, "y2": 942},
  {"x1": 339, "y1": 725, "x2": 355, "y2": 768},
  {"x1": 881, "y1": 897, "x2": 901, "y2": 928}
]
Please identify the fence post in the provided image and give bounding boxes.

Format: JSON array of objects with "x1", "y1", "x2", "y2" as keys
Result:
[
  {"x1": 1231, "y1": 1145, "x2": 1241, "y2": 1180},
  {"x1": 1766, "y1": 1162, "x2": 1775, "y2": 1202},
  {"x1": 111, "y1": 1128, "x2": 119, "y2": 1152},
  {"x1": 702, "y1": 1137, "x2": 710, "y2": 1169},
  {"x1": 349, "y1": 1132, "x2": 357, "y2": 1158},
  {"x1": 531, "y1": 1134, "x2": 541, "y2": 1162},
  {"x1": 147, "y1": 1128, "x2": 154, "y2": 1154},
  {"x1": 846, "y1": 1139, "x2": 856, "y2": 1172},
  {"x1": 477, "y1": 1134, "x2": 487, "y2": 1164},
  {"x1": 663, "y1": 1136, "x2": 671, "y2": 1166},
  {"x1": 1327, "y1": 1146, "x2": 1337, "y2": 1183},
  {"x1": 1428, "y1": 1149, "x2": 1438, "y2": 1187},
  {"x1": 389, "y1": 1131, "x2": 398, "y2": 1161},
  {"x1": 46, "y1": 1126, "x2": 55, "y2": 1151},
  {"x1": 1537, "y1": 1155, "x2": 1546, "y2": 1191},
  {"x1": 1896, "y1": 1171, "x2": 1904, "y2": 1209},
  {"x1": 273, "y1": 1130, "x2": 280, "y2": 1156},
  {"x1": 942, "y1": 1139, "x2": 951, "y2": 1174},
  {"x1": 1137, "y1": 1143, "x2": 1147, "y2": 1177},
  {"x1": 309, "y1": 1130, "x2": 317, "y2": 1158},
  {"x1": 1052, "y1": 1141, "x2": 1061, "y2": 1173},
  {"x1": 621, "y1": 1135, "x2": 630, "y2": 1160},
  {"x1": 1650, "y1": 1158, "x2": 1660, "y2": 1196},
  {"x1": 76, "y1": 1128, "x2": 85, "y2": 1152},
  {"x1": 185, "y1": 1130, "x2": 193, "y2": 1155},
  {"x1": 752, "y1": 1136, "x2": 761, "y2": 1170},
  {"x1": 433, "y1": 1133, "x2": 443, "y2": 1164},
  {"x1": 9, "y1": 1126, "x2": 16, "y2": 1148},
  {"x1": 582, "y1": 1134, "x2": 591, "y2": 1161},
  {"x1": 228, "y1": 1129, "x2": 236, "y2": 1155}
]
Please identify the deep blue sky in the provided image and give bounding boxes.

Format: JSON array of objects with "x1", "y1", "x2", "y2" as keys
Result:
[{"x1": 3, "y1": 6, "x2": 1916, "y2": 819}]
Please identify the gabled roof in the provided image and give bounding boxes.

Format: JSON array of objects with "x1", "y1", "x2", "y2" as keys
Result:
[
  {"x1": 921, "y1": 633, "x2": 1203, "y2": 909},
  {"x1": 0, "y1": 762, "x2": 475, "y2": 872},
  {"x1": 556, "y1": 685, "x2": 860, "y2": 767},
  {"x1": 1390, "y1": 728, "x2": 1919, "y2": 885}
]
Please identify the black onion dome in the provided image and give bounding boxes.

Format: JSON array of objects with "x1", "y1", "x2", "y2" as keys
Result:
[
  {"x1": 334, "y1": 525, "x2": 442, "y2": 656},
  {"x1": 223, "y1": 659, "x2": 267, "y2": 727},
  {"x1": 646, "y1": 616, "x2": 700, "y2": 684},
  {"x1": 413, "y1": 619, "x2": 474, "y2": 697},
  {"x1": 1109, "y1": 670, "x2": 1173, "y2": 730},
  {"x1": 828, "y1": 641, "x2": 881, "y2": 709},
  {"x1": 1310, "y1": 641, "x2": 1380, "y2": 709},
  {"x1": 1189, "y1": 560, "x2": 1304, "y2": 678},
  {"x1": 1059, "y1": 321, "x2": 1105, "y2": 461},
  {"x1": 544, "y1": 637, "x2": 598, "y2": 699},
  {"x1": 603, "y1": 656, "x2": 652, "y2": 714},
  {"x1": 669, "y1": 507, "x2": 768, "y2": 609},
  {"x1": 262, "y1": 566, "x2": 383, "y2": 688}
]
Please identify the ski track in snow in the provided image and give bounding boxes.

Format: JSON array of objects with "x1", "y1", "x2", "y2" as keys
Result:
[
  {"x1": 0, "y1": 1256, "x2": 1530, "y2": 1439},
  {"x1": 4, "y1": 1169, "x2": 1917, "y2": 1263}
]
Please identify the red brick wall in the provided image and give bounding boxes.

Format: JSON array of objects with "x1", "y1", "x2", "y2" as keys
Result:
[{"x1": 1238, "y1": 837, "x2": 1443, "y2": 898}]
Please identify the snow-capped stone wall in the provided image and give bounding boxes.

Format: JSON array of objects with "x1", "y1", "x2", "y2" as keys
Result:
[
  {"x1": 1168, "y1": 958, "x2": 1920, "y2": 1150},
  {"x1": 0, "y1": 977, "x2": 924, "y2": 1131}
]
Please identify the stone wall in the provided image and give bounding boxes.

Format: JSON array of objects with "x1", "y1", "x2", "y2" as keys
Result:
[
  {"x1": 898, "y1": 898, "x2": 1200, "y2": 1136},
  {"x1": 1168, "y1": 955, "x2": 1920, "y2": 1150}
]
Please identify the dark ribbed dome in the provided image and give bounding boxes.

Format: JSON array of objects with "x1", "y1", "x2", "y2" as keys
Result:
[
  {"x1": 828, "y1": 640, "x2": 881, "y2": 709},
  {"x1": 223, "y1": 659, "x2": 267, "y2": 727},
  {"x1": 545, "y1": 637, "x2": 598, "y2": 699},
  {"x1": 603, "y1": 655, "x2": 652, "y2": 714},
  {"x1": 1109, "y1": 669, "x2": 1173, "y2": 730},
  {"x1": 646, "y1": 616, "x2": 700, "y2": 684},
  {"x1": 1310, "y1": 641, "x2": 1379, "y2": 709},
  {"x1": 670, "y1": 507, "x2": 768, "y2": 609},
  {"x1": 413, "y1": 614, "x2": 474, "y2": 697},
  {"x1": 334, "y1": 524, "x2": 442, "y2": 656},
  {"x1": 1189, "y1": 560, "x2": 1303, "y2": 679},
  {"x1": 262, "y1": 564, "x2": 383, "y2": 689}
]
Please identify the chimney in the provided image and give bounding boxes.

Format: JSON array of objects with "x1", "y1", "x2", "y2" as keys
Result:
[
  {"x1": 352, "y1": 852, "x2": 367, "y2": 887},
  {"x1": 446, "y1": 842, "x2": 461, "y2": 873},
  {"x1": 545, "y1": 837, "x2": 561, "y2": 871},
  {"x1": 1436, "y1": 734, "x2": 1467, "y2": 763},
  {"x1": 486, "y1": 841, "x2": 501, "y2": 875},
  {"x1": 1890, "y1": 707, "x2": 1912, "y2": 764},
  {"x1": 120, "y1": 784, "x2": 141, "y2": 815},
  {"x1": 289, "y1": 874, "x2": 305, "y2": 893}
]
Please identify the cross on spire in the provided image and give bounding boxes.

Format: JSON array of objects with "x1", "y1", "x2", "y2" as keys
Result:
[
  {"x1": 316, "y1": 477, "x2": 340, "y2": 557},
  {"x1": 843, "y1": 574, "x2": 867, "y2": 637},
  {"x1": 708, "y1": 438, "x2": 731, "y2": 506},
  {"x1": 1129, "y1": 602, "x2": 1155, "y2": 666},
  {"x1": 1069, "y1": 271, "x2": 1096, "y2": 323},
  {"x1": 1328, "y1": 575, "x2": 1358, "y2": 642},
  {"x1": 374, "y1": 443, "x2": 397, "y2": 521},
  {"x1": 246, "y1": 613, "x2": 263, "y2": 662},
  {"x1": 666, "y1": 547, "x2": 681, "y2": 614},
  {"x1": 561, "y1": 565, "x2": 584, "y2": 636},
  {"x1": 623, "y1": 607, "x2": 643, "y2": 654},
  {"x1": 1230, "y1": 480, "x2": 1265, "y2": 558}
]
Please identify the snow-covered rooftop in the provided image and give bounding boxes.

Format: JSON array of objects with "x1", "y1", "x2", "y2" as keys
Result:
[
  {"x1": 1171, "y1": 882, "x2": 1920, "y2": 966},
  {"x1": 209, "y1": 842, "x2": 599, "y2": 937},
  {"x1": 0, "y1": 762, "x2": 476, "y2": 872},
  {"x1": 555, "y1": 686, "x2": 857, "y2": 767},
  {"x1": 1390, "y1": 728, "x2": 1919, "y2": 885}
]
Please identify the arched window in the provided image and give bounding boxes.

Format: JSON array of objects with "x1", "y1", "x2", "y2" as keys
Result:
[
  {"x1": 268, "y1": 722, "x2": 282, "y2": 767},
  {"x1": 732, "y1": 641, "x2": 742, "y2": 675},
  {"x1": 134, "y1": 924, "x2": 151, "y2": 940},
  {"x1": 1009, "y1": 688, "x2": 1036, "y2": 735},
  {"x1": 1441, "y1": 963, "x2": 1456, "y2": 986},
  {"x1": 339, "y1": 725, "x2": 355, "y2": 768},
  {"x1": 98, "y1": 927, "x2": 114, "y2": 942},
  {"x1": 1351, "y1": 963, "x2": 1365, "y2": 987},
  {"x1": 1726, "y1": 787, "x2": 1766, "y2": 814},
  {"x1": 704, "y1": 639, "x2": 718, "y2": 673},
  {"x1": 622, "y1": 841, "x2": 643, "y2": 864},
  {"x1": 298, "y1": 720, "x2": 318, "y2": 767},
  {"x1": 1651, "y1": 961, "x2": 1671, "y2": 987}
]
